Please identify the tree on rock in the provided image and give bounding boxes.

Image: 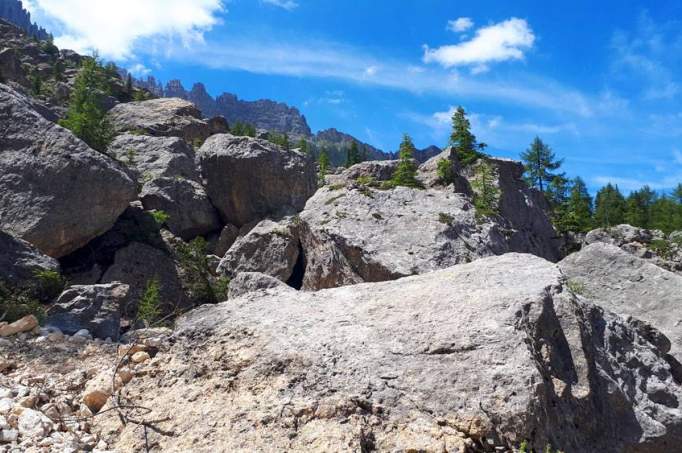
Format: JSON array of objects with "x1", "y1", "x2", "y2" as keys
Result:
[
  {"x1": 594, "y1": 183, "x2": 626, "y2": 227},
  {"x1": 59, "y1": 56, "x2": 113, "y2": 152},
  {"x1": 471, "y1": 160, "x2": 500, "y2": 220},
  {"x1": 317, "y1": 148, "x2": 330, "y2": 185},
  {"x1": 345, "y1": 141, "x2": 362, "y2": 167},
  {"x1": 521, "y1": 137, "x2": 563, "y2": 192},
  {"x1": 449, "y1": 106, "x2": 484, "y2": 166},
  {"x1": 390, "y1": 134, "x2": 421, "y2": 188}
]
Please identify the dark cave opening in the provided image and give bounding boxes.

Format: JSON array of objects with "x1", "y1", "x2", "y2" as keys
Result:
[{"x1": 286, "y1": 242, "x2": 306, "y2": 290}]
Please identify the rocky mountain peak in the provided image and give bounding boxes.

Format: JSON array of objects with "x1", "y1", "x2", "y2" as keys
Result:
[{"x1": 0, "y1": 0, "x2": 50, "y2": 40}]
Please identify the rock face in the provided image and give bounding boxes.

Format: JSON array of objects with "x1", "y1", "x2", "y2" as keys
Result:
[
  {"x1": 0, "y1": 230, "x2": 59, "y2": 289},
  {"x1": 559, "y1": 242, "x2": 682, "y2": 356},
  {"x1": 100, "y1": 242, "x2": 188, "y2": 317},
  {"x1": 160, "y1": 254, "x2": 682, "y2": 452},
  {"x1": 227, "y1": 271, "x2": 293, "y2": 299},
  {"x1": 0, "y1": 3, "x2": 50, "y2": 40},
  {"x1": 46, "y1": 283, "x2": 130, "y2": 340},
  {"x1": 108, "y1": 134, "x2": 220, "y2": 239},
  {"x1": 296, "y1": 155, "x2": 560, "y2": 290},
  {"x1": 585, "y1": 224, "x2": 682, "y2": 274},
  {"x1": 0, "y1": 84, "x2": 137, "y2": 258},
  {"x1": 198, "y1": 134, "x2": 317, "y2": 226},
  {"x1": 107, "y1": 98, "x2": 216, "y2": 144},
  {"x1": 217, "y1": 218, "x2": 302, "y2": 285}
]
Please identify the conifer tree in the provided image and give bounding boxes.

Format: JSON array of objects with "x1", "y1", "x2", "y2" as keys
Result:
[
  {"x1": 390, "y1": 134, "x2": 421, "y2": 188},
  {"x1": 564, "y1": 177, "x2": 593, "y2": 232},
  {"x1": 624, "y1": 186, "x2": 656, "y2": 228},
  {"x1": 650, "y1": 196, "x2": 680, "y2": 234},
  {"x1": 673, "y1": 183, "x2": 682, "y2": 205},
  {"x1": 520, "y1": 137, "x2": 563, "y2": 192},
  {"x1": 471, "y1": 160, "x2": 500, "y2": 219},
  {"x1": 297, "y1": 138, "x2": 309, "y2": 154},
  {"x1": 594, "y1": 183, "x2": 626, "y2": 227},
  {"x1": 546, "y1": 175, "x2": 570, "y2": 231},
  {"x1": 59, "y1": 56, "x2": 113, "y2": 152},
  {"x1": 345, "y1": 141, "x2": 362, "y2": 167},
  {"x1": 317, "y1": 148, "x2": 330, "y2": 184},
  {"x1": 449, "y1": 106, "x2": 482, "y2": 166}
]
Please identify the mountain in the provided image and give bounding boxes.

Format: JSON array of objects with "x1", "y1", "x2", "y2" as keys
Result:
[{"x1": 0, "y1": 0, "x2": 50, "y2": 40}]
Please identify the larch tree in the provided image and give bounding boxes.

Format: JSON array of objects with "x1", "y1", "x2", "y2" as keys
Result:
[{"x1": 520, "y1": 137, "x2": 563, "y2": 192}]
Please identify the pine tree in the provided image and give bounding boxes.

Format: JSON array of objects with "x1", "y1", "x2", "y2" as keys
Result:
[
  {"x1": 471, "y1": 160, "x2": 500, "y2": 219},
  {"x1": 317, "y1": 148, "x2": 330, "y2": 184},
  {"x1": 390, "y1": 134, "x2": 421, "y2": 188},
  {"x1": 125, "y1": 73, "x2": 133, "y2": 95},
  {"x1": 546, "y1": 175, "x2": 570, "y2": 232},
  {"x1": 594, "y1": 183, "x2": 626, "y2": 228},
  {"x1": 345, "y1": 141, "x2": 362, "y2": 167},
  {"x1": 297, "y1": 138, "x2": 309, "y2": 154},
  {"x1": 564, "y1": 177, "x2": 593, "y2": 232},
  {"x1": 449, "y1": 106, "x2": 482, "y2": 166},
  {"x1": 650, "y1": 196, "x2": 679, "y2": 234},
  {"x1": 673, "y1": 183, "x2": 682, "y2": 205},
  {"x1": 624, "y1": 186, "x2": 656, "y2": 228},
  {"x1": 520, "y1": 137, "x2": 563, "y2": 192},
  {"x1": 59, "y1": 56, "x2": 113, "y2": 152}
]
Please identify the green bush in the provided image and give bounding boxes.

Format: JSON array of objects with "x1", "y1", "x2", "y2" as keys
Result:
[
  {"x1": 471, "y1": 161, "x2": 500, "y2": 220},
  {"x1": 438, "y1": 212, "x2": 454, "y2": 225},
  {"x1": 0, "y1": 281, "x2": 46, "y2": 323},
  {"x1": 137, "y1": 278, "x2": 161, "y2": 326},
  {"x1": 174, "y1": 237, "x2": 217, "y2": 305},
  {"x1": 33, "y1": 269, "x2": 66, "y2": 302},
  {"x1": 436, "y1": 158, "x2": 455, "y2": 185},
  {"x1": 213, "y1": 276, "x2": 230, "y2": 301},
  {"x1": 649, "y1": 239, "x2": 673, "y2": 259},
  {"x1": 566, "y1": 279, "x2": 585, "y2": 295},
  {"x1": 150, "y1": 210, "x2": 170, "y2": 227}
]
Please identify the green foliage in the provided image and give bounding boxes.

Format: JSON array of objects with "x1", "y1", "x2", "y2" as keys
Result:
[
  {"x1": 566, "y1": 279, "x2": 585, "y2": 295},
  {"x1": 649, "y1": 239, "x2": 673, "y2": 259},
  {"x1": 390, "y1": 134, "x2": 422, "y2": 188},
  {"x1": 449, "y1": 106, "x2": 484, "y2": 167},
  {"x1": 356, "y1": 175, "x2": 377, "y2": 186},
  {"x1": 0, "y1": 281, "x2": 45, "y2": 323},
  {"x1": 52, "y1": 59, "x2": 65, "y2": 82},
  {"x1": 624, "y1": 185, "x2": 656, "y2": 229},
  {"x1": 345, "y1": 141, "x2": 363, "y2": 167},
  {"x1": 297, "y1": 138, "x2": 310, "y2": 154},
  {"x1": 230, "y1": 122, "x2": 256, "y2": 137},
  {"x1": 124, "y1": 148, "x2": 136, "y2": 166},
  {"x1": 317, "y1": 148, "x2": 331, "y2": 184},
  {"x1": 133, "y1": 90, "x2": 151, "y2": 101},
  {"x1": 213, "y1": 276, "x2": 231, "y2": 301},
  {"x1": 59, "y1": 56, "x2": 114, "y2": 152},
  {"x1": 40, "y1": 39, "x2": 59, "y2": 56},
  {"x1": 521, "y1": 136, "x2": 564, "y2": 192},
  {"x1": 549, "y1": 176, "x2": 593, "y2": 234},
  {"x1": 150, "y1": 210, "x2": 170, "y2": 227},
  {"x1": 438, "y1": 212, "x2": 454, "y2": 225},
  {"x1": 137, "y1": 278, "x2": 161, "y2": 326},
  {"x1": 29, "y1": 70, "x2": 42, "y2": 95},
  {"x1": 436, "y1": 158, "x2": 455, "y2": 185},
  {"x1": 594, "y1": 183, "x2": 626, "y2": 228},
  {"x1": 519, "y1": 441, "x2": 529, "y2": 453},
  {"x1": 174, "y1": 237, "x2": 218, "y2": 305},
  {"x1": 33, "y1": 269, "x2": 66, "y2": 302},
  {"x1": 471, "y1": 160, "x2": 500, "y2": 220}
]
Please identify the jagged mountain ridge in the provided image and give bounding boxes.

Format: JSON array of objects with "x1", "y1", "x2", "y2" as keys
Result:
[
  {"x1": 0, "y1": 0, "x2": 50, "y2": 40},
  {"x1": 134, "y1": 77, "x2": 441, "y2": 165}
]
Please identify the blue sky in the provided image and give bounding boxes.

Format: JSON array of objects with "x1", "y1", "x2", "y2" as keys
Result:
[{"x1": 24, "y1": 0, "x2": 682, "y2": 193}]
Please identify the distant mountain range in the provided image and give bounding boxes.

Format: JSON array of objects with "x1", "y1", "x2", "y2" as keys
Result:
[
  {"x1": 0, "y1": 0, "x2": 50, "y2": 41},
  {"x1": 133, "y1": 76, "x2": 442, "y2": 165}
]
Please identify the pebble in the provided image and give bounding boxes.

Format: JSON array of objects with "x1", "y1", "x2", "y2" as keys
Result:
[
  {"x1": 74, "y1": 329, "x2": 91, "y2": 338},
  {"x1": 131, "y1": 351, "x2": 150, "y2": 364}
]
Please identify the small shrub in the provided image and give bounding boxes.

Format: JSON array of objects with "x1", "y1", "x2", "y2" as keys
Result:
[
  {"x1": 355, "y1": 175, "x2": 377, "y2": 186},
  {"x1": 150, "y1": 210, "x2": 170, "y2": 227},
  {"x1": 436, "y1": 158, "x2": 455, "y2": 185},
  {"x1": 519, "y1": 441, "x2": 529, "y2": 453},
  {"x1": 438, "y1": 212, "x2": 454, "y2": 226},
  {"x1": 212, "y1": 276, "x2": 230, "y2": 301},
  {"x1": 328, "y1": 183, "x2": 345, "y2": 191},
  {"x1": 174, "y1": 237, "x2": 216, "y2": 305},
  {"x1": 649, "y1": 239, "x2": 673, "y2": 259},
  {"x1": 137, "y1": 278, "x2": 161, "y2": 326},
  {"x1": 357, "y1": 185, "x2": 374, "y2": 198},
  {"x1": 125, "y1": 148, "x2": 136, "y2": 166},
  {"x1": 0, "y1": 281, "x2": 46, "y2": 323},
  {"x1": 33, "y1": 269, "x2": 66, "y2": 302},
  {"x1": 566, "y1": 279, "x2": 585, "y2": 295}
]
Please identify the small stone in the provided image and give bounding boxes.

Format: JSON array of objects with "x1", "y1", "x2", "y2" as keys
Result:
[
  {"x1": 0, "y1": 399, "x2": 13, "y2": 415},
  {"x1": 130, "y1": 351, "x2": 150, "y2": 364},
  {"x1": 18, "y1": 396, "x2": 36, "y2": 408},
  {"x1": 0, "y1": 428, "x2": 18, "y2": 442},
  {"x1": 116, "y1": 368, "x2": 134, "y2": 385},
  {"x1": 82, "y1": 391, "x2": 109, "y2": 415},
  {"x1": 0, "y1": 339, "x2": 11, "y2": 347},
  {"x1": 0, "y1": 315, "x2": 39, "y2": 337},
  {"x1": 17, "y1": 408, "x2": 52, "y2": 438},
  {"x1": 74, "y1": 329, "x2": 91, "y2": 338},
  {"x1": 68, "y1": 335, "x2": 88, "y2": 344}
]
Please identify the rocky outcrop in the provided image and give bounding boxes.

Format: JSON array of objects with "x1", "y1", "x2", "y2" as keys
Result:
[
  {"x1": 325, "y1": 159, "x2": 399, "y2": 186},
  {"x1": 559, "y1": 242, "x2": 682, "y2": 356},
  {"x1": 108, "y1": 134, "x2": 220, "y2": 239},
  {"x1": 198, "y1": 134, "x2": 317, "y2": 226},
  {"x1": 0, "y1": 2, "x2": 50, "y2": 40},
  {"x1": 0, "y1": 230, "x2": 59, "y2": 289},
  {"x1": 100, "y1": 242, "x2": 188, "y2": 317},
  {"x1": 227, "y1": 272, "x2": 293, "y2": 299},
  {"x1": 107, "y1": 98, "x2": 217, "y2": 144},
  {"x1": 46, "y1": 283, "x2": 130, "y2": 340},
  {"x1": 217, "y1": 218, "x2": 302, "y2": 284},
  {"x1": 0, "y1": 84, "x2": 137, "y2": 258},
  {"x1": 136, "y1": 254, "x2": 682, "y2": 452},
  {"x1": 585, "y1": 224, "x2": 682, "y2": 274},
  {"x1": 295, "y1": 156, "x2": 560, "y2": 290}
]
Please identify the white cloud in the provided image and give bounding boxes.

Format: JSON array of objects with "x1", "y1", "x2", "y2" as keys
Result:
[
  {"x1": 592, "y1": 174, "x2": 682, "y2": 192},
  {"x1": 127, "y1": 63, "x2": 151, "y2": 77},
  {"x1": 424, "y1": 17, "x2": 535, "y2": 68},
  {"x1": 674, "y1": 148, "x2": 682, "y2": 165},
  {"x1": 447, "y1": 17, "x2": 473, "y2": 33},
  {"x1": 364, "y1": 65, "x2": 378, "y2": 76},
  {"x1": 28, "y1": 0, "x2": 223, "y2": 60},
  {"x1": 262, "y1": 0, "x2": 299, "y2": 10}
]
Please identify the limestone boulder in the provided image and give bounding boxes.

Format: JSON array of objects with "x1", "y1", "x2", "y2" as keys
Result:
[
  {"x1": 108, "y1": 134, "x2": 220, "y2": 239},
  {"x1": 0, "y1": 230, "x2": 59, "y2": 289},
  {"x1": 160, "y1": 254, "x2": 682, "y2": 452},
  {"x1": 559, "y1": 242, "x2": 682, "y2": 356},
  {"x1": 0, "y1": 84, "x2": 137, "y2": 257},
  {"x1": 198, "y1": 134, "x2": 317, "y2": 227}
]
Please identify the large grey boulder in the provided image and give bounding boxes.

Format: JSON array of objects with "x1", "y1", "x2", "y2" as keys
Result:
[
  {"x1": 0, "y1": 230, "x2": 59, "y2": 289},
  {"x1": 559, "y1": 242, "x2": 682, "y2": 356},
  {"x1": 100, "y1": 242, "x2": 188, "y2": 317},
  {"x1": 198, "y1": 134, "x2": 317, "y2": 227},
  {"x1": 217, "y1": 218, "x2": 301, "y2": 284},
  {"x1": 0, "y1": 84, "x2": 137, "y2": 257},
  {"x1": 107, "y1": 98, "x2": 215, "y2": 144},
  {"x1": 585, "y1": 224, "x2": 682, "y2": 274},
  {"x1": 154, "y1": 254, "x2": 682, "y2": 452},
  {"x1": 227, "y1": 271, "x2": 293, "y2": 299},
  {"x1": 108, "y1": 134, "x2": 220, "y2": 239},
  {"x1": 46, "y1": 283, "x2": 129, "y2": 340}
]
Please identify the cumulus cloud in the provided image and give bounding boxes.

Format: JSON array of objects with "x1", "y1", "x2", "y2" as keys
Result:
[
  {"x1": 127, "y1": 63, "x2": 151, "y2": 77},
  {"x1": 27, "y1": 0, "x2": 224, "y2": 60},
  {"x1": 262, "y1": 0, "x2": 299, "y2": 10},
  {"x1": 447, "y1": 17, "x2": 473, "y2": 33},
  {"x1": 424, "y1": 18, "x2": 535, "y2": 68}
]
